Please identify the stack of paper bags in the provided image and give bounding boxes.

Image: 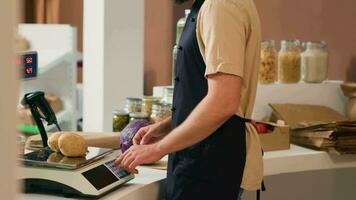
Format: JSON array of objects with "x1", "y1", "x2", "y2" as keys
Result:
[{"x1": 269, "y1": 104, "x2": 356, "y2": 155}]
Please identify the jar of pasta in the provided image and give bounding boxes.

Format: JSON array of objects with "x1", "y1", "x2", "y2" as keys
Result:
[
  {"x1": 142, "y1": 96, "x2": 161, "y2": 116},
  {"x1": 301, "y1": 41, "x2": 328, "y2": 83},
  {"x1": 278, "y1": 40, "x2": 302, "y2": 83},
  {"x1": 150, "y1": 103, "x2": 172, "y2": 123},
  {"x1": 259, "y1": 40, "x2": 278, "y2": 84}
]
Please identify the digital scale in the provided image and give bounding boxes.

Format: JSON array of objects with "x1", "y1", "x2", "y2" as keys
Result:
[
  {"x1": 19, "y1": 91, "x2": 134, "y2": 197},
  {"x1": 20, "y1": 147, "x2": 134, "y2": 197}
]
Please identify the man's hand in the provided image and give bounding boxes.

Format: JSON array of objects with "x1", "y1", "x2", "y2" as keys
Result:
[
  {"x1": 114, "y1": 143, "x2": 165, "y2": 174},
  {"x1": 133, "y1": 117, "x2": 172, "y2": 145}
]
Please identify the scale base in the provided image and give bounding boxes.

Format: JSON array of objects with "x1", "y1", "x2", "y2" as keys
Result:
[{"x1": 23, "y1": 178, "x2": 129, "y2": 198}]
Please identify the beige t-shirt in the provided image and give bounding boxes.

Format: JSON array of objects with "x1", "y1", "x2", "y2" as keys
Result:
[{"x1": 196, "y1": 0, "x2": 264, "y2": 190}]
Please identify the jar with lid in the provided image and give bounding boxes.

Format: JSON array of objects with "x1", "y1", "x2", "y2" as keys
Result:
[
  {"x1": 259, "y1": 40, "x2": 278, "y2": 84},
  {"x1": 142, "y1": 96, "x2": 161, "y2": 116},
  {"x1": 162, "y1": 87, "x2": 174, "y2": 105},
  {"x1": 124, "y1": 97, "x2": 142, "y2": 113},
  {"x1": 113, "y1": 110, "x2": 130, "y2": 132},
  {"x1": 150, "y1": 103, "x2": 172, "y2": 123},
  {"x1": 301, "y1": 41, "x2": 328, "y2": 83},
  {"x1": 150, "y1": 104, "x2": 164, "y2": 123},
  {"x1": 278, "y1": 40, "x2": 302, "y2": 83},
  {"x1": 129, "y1": 112, "x2": 149, "y2": 122}
]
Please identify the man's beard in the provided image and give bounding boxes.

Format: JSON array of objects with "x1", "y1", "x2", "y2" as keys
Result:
[{"x1": 175, "y1": 0, "x2": 189, "y2": 4}]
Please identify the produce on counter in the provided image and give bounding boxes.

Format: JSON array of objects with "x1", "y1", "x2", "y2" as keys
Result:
[
  {"x1": 58, "y1": 133, "x2": 88, "y2": 157},
  {"x1": 259, "y1": 40, "x2": 278, "y2": 84},
  {"x1": 251, "y1": 121, "x2": 269, "y2": 134},
  {"x1": 120, "y1": 120, "x2": 150, "y2": 153},
  {"x1": 48, "y1": 132, "x2": 88, "y2": 157},
  {"x1": 278, "y1": 40, "x2": 301, "y2": 83},
  {"x1": 47, "y1": 132, "x2": 63, "y2": 152}
]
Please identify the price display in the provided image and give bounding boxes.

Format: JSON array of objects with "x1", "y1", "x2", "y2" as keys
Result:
[{"x1": 18, "y1": 51, "x2": 37, "y2": 79}]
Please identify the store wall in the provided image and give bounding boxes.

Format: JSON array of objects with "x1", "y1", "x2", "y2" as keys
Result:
[
  {"x1": 144, "y1": 0, "x2": 356, "y2": 94},
  {"x1": 59, "y1": 0, "x2": 83, "y2": 52},
  {"x1": 254, "y1": 0, "x2": 356, "y2": 82},
  {"x1": 144, "y1": 0, "x2": 192, "y2": 95}
]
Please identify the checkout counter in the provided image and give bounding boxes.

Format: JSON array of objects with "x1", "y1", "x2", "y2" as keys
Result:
[{"x1": 21, "y1": 82, "x2": 356, "y2": 200}]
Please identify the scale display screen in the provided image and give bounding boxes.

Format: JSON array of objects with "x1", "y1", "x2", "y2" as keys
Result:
[
  {"x1": 82, "y1": 165, "x2": 119, "y2": 190},
  {"x1": 17, "y1": 51, "x2": 37, "y2": 79}
]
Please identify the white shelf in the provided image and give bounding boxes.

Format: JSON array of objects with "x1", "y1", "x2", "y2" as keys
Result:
[
  {"x1": 37, "y1": 50, "x2": 74, "y2": 75},
  {"x1": 253, "y1": 81, "x2": 347, "y2": 120}
]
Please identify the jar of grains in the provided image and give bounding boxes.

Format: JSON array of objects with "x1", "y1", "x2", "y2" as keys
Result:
[
  {"x1": 278, "y1": 40, "x2": 302, "y2": 83},
  {"x1": 259, "y1": 40, "x2": 278, "y2": 84},
  {"x1": 142, "y1": 96, "x2": 161, "y2": 116},
  {"x1": 301, "y1": 41, "x2": 328, "y2": 83},
  {"x1": 150, "y1": 103, "x2": 172, "y2": 123}
]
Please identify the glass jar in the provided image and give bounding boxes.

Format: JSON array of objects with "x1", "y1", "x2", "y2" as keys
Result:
[
  {"x1": 150, "y1": 104, "x2": 165, "y2": 123},
  {"x1": 129, "y1": 112, "x2": 149, "y2": 122},
  {"x1": 278, "y1": 40, "x2": 302, "y2": 83},
  {"x1": 113, "y1": 110, "x2": 130, "y2": 132},
  {"x1": 162, "y1": 87, "x2": 174, "y2": 105},
  {"x1": 124, "y1": 97, "x2": 142, "y2": 113},
  {"x1": 142, "y1": 96, "x2": 161, "y2": 116},
  {"x1": 301, "y1": 41, "x2": 328, "y2": 83},
  {"x1": 150, "y1": 103, "x2": 172, "y2": 123},
  {"x1": 259, "y1": 40, "x2": 278, "y2": 84}
]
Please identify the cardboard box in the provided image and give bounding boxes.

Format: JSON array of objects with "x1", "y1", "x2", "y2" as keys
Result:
[{"x1": 258, "y1": 123, "x2": 290, "y2": 152}]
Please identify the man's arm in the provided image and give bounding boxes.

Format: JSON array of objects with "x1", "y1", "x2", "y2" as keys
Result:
[
  {"x1": 157, "y1": 73, "x2": 242, "y2": 154},
  {"x1": 115, "y1": 73, "x2": 242, "y2": 172}
]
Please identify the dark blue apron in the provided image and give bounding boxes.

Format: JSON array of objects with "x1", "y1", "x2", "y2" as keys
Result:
[{"x1": 165, "y1": 1, "x2": 247, "y2": 199}]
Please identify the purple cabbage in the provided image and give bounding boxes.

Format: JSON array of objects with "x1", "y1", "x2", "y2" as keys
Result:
[{"x1": 119, "y1": 120, "x2": 150, "y2": 153}]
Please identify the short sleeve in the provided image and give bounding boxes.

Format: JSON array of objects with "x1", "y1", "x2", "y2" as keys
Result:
[{"x1": 196, "y1": 0, "x2": 249, "y2": 77}]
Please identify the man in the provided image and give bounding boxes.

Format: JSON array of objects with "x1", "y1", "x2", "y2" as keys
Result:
[{"x1": 115, "y1": 0, "x2": 263, "y2": 199}]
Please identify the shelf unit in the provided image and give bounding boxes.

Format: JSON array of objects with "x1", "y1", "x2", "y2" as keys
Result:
[{"x1": 18, "y1": 24, "x2": 78, "y2": 132}]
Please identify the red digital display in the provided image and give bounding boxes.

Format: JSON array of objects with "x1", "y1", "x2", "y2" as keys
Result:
[
  {"x1": 25, "y1": 67, "x2": 33, "y2": 74},
  {"x1": 26, "y1": 57, "x2": 33, "y2": 64},
  {"x1": 18, "y1": 51, "x2": 37, "y2": 79}
]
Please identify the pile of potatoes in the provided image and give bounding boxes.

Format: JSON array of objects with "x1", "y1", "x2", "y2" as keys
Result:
[{"x1": 48, "y1": 132, "x2": 88, "y2": 157}]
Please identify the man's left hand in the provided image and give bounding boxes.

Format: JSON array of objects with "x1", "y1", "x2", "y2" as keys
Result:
[{"x1": 114, "y1": 144, "x2": 165, "y2": 174}]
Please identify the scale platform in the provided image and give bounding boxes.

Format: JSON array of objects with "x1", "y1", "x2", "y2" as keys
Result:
[{"x1": 20, "y1": 147, "x2": 134, "y2": 198}]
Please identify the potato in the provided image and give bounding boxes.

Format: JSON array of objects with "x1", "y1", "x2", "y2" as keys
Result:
[
  {"x1": 58, "y1": 133, "x2": 88, "y2": 157},
  {"x1": 48, "y1": 132, "x2": 63, "y2": 152}
]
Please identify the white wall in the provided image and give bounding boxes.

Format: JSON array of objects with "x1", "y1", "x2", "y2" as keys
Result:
[
  {"x1": 83, "y1": 0, "x2": 144, "y2": 132},
  {"x1": 0, "y1": 0, "x2": 20, "y2": 199}
]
